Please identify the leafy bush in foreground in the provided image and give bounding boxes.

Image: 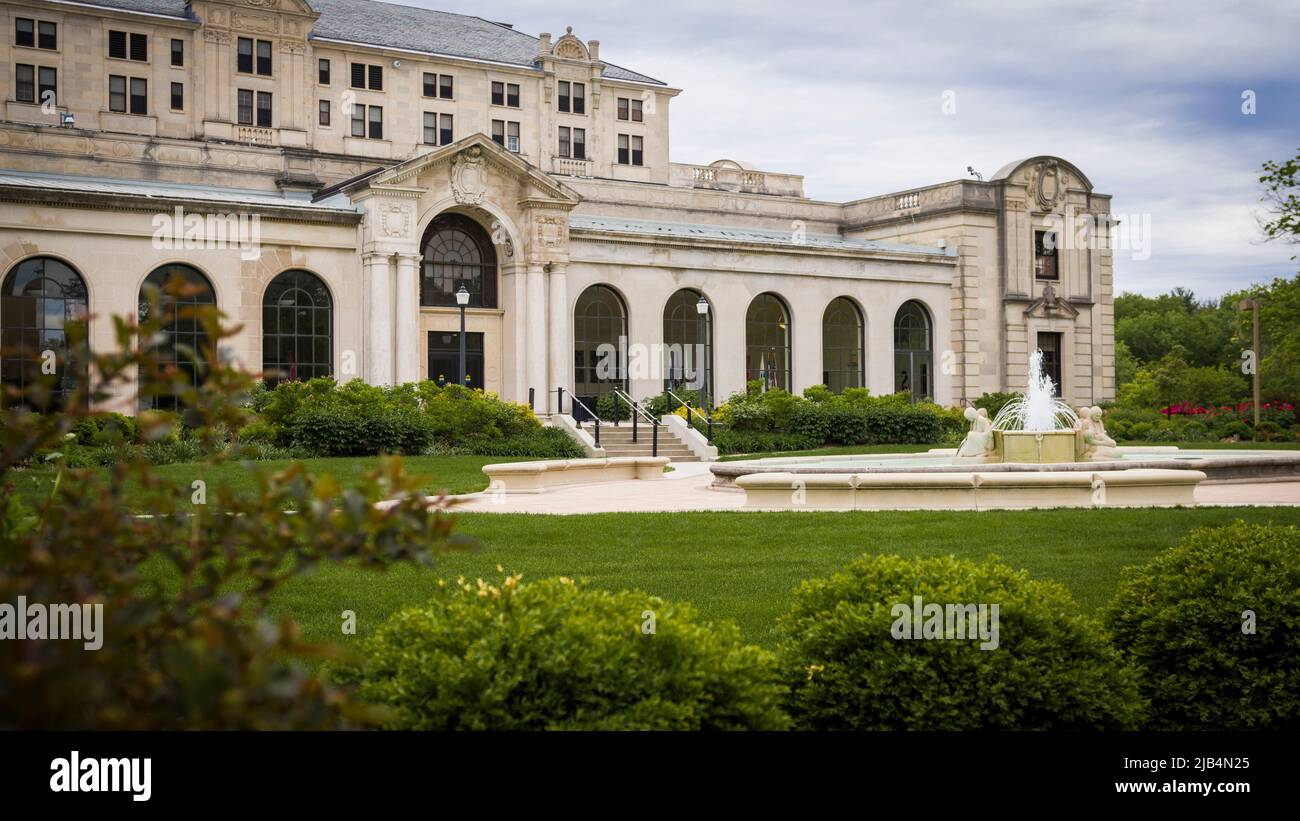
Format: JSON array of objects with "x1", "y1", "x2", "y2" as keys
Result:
[
  {"x1": 1104, "y1": 522, "x2": 1300, "y2": 729},
  {"x1": 778, "y1": 554, "x2": 1145, "y2": 730},
  {"x1": 339, "y1": 575, "x2": 790, "y2": 730}
]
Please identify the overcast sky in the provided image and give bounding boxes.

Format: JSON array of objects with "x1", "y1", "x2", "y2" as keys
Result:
[{"x1": 405, "y1": 0, "x2": 1299, "y2": 299}]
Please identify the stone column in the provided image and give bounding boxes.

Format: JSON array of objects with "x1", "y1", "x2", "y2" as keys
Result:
[
  {"x1": 547, "y1": 262, "x2": 569, "y2": 413},
  {"x1": 394, "y1": 252, "x2": 422, "y2": 384},
  {"x1": 364, "y1": 252, "x2": 394, "y2": 386},
  {"x1": 525, "y1": 263, "x2": 548, "y2": 409},
  {"x1": 501, "y1": 263, "x2": 528, "y2": 404}
]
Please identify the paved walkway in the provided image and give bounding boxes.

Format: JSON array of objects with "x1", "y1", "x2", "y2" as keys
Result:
[{"x1": 449, "y1": 462, "x2": 1300, "y2": 515}]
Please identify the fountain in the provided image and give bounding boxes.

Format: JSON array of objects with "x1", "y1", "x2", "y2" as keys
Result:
[{"x1": 957, "y1": 350, "x2": 1081, "y2": 464}]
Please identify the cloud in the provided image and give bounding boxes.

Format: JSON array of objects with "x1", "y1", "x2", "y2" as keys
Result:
[{"x1": 406, "y1": 0, "x2": 1300, "y2": 297}]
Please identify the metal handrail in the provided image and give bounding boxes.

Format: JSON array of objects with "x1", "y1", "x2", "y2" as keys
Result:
[
  {"x1": 610, "y1": 388, "x2": 658, "y2": 457},
  {"x1": 665, "y1": 388, "x2": 714, "y2": 445},
  {"x1": 556, "y1": 387, "x2": 600, "y2": 448}
]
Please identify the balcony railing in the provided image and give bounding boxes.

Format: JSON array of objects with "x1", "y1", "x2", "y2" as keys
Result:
[
  {"x1": 237, "y1": 126, "x2": 276, "y2": 146},
  {"x1": 554, "y1": 156, "x2": 593, "y2": 178}
]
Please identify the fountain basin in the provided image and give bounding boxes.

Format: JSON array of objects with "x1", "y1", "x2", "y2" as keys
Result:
[{"x1": 996, "y1": 429, "x2": 1079, "y2": 464}]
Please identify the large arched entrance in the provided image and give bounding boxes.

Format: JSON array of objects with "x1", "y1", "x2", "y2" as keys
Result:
[
  {"x1": 1, "y1": 256, "x2": 89, "y2": 409},
  {"x1": 573, "y1": 284, "x2": 627, "y2": 409}
]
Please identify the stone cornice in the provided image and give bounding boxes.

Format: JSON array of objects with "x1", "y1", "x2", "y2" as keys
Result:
[
  {"x1": 569, "y1": 227, "x2": 958, "y2": 266},
  {"x1": 0, "y1": 184, "x2": 360, "y2": 225}
]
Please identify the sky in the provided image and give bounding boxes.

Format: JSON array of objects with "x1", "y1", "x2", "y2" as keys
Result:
[{"x1": 402, "y1": 0, "x2": 1299, "y2": 299}]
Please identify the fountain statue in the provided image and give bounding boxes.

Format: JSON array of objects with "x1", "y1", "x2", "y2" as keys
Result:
[
  {"x1": 1078, "y1": 406, "x2": 1122, "y2": 461},
  {"x1": 956, "y1": 350, "x2": 1089, "y2": 464}
]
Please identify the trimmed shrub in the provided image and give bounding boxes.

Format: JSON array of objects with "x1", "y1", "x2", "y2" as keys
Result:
[
  {"x1": 339, "y1": 575, "x2": 790, "y2": 730},
  {"x1": 457, "y1": 428, "x2": 584, "y2": 458},
  {"x1": 778, "y1": 554, "x2": 1146, "y2": 730},
  {"x1": 1104, "y1": 522, "x2": 1300, "y2": 730},
  {"x1": 594, "y1": 392, "x2": 633, "y2": 422},
  {"x1": 973, "y1": 391, "x2": 1018, "y2": 420},
  {"x1": 288, "y1": 402, "x2": 435, "y2": 457},
  {"x1": 1217, "y1": 420, "x2": 1253, "y2": 441},
  {"x1": 712, "y1": 429, "x2": 818, "y2": 455}
]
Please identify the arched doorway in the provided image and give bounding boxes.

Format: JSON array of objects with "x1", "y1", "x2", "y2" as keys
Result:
[
  {"x1": 138, "y1": 263, "x2": 216, "y2": 410},
  {"x1": 573, "y1": 284, "x2": 627, "y2": 407},
  {"x1": 662, "y1": 288, "x2": 712, "y2": 399},
  {"x1": 263, "y1": 269, "x2": 333, "y2": 385},
  {"x1": 822, "y1": 297, "x2": 865, "y2": 393},
  {"x1": 745, "y1": 293, "x2": 790, "y2": 391},
  {"x1": 1, "y1": 256, "x2": 89, "y2": 409},
  {"x1": 893, "y1": 300, "x2": 932, "y2": 401}
]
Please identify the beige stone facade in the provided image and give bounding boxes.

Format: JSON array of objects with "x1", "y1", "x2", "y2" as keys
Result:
[{"x1": 0, "y1": 0, "x2": 1115, "y2": 413}]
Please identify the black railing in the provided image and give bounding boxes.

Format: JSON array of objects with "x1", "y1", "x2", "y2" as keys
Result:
[
  {"x1": 611, "y1": 388, "x2": 658, "y2": 457},
  {"x1": 665, "y1": 388, "x2": 714, "y2": 446},
  {"x1": 556, "y1": 386, "x2": 600, "y2": 448}
]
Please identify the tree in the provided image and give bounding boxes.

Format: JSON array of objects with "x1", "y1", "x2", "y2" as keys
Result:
[{"x1": 1260, "y1": 149, "x2": 1300, "y2": 251}]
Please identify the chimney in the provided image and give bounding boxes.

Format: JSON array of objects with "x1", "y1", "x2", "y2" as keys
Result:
[
  {"x1": 587, "y1": 40, "x2": 600, "y2": 61},
  {"x1": 538, "y1": 32, "x2": 551, "y2": 55}
]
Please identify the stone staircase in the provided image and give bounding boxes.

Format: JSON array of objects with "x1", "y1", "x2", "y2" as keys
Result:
[{"x1": 595, "y1": 420, "x2": 700, "y2": 462}]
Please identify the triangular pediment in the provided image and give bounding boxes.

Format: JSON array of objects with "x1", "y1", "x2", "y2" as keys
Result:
[
  {"x1": 1023, "y1": 283, "x2": 1080, "y2": 319},
  {"x1": 345, "y1": 133, "x2": 582, "y2": 208}
]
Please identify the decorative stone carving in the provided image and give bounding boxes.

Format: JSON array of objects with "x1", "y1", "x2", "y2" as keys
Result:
[
  {"x1": 955, "y1": 407, "x2": 996, "y2": 462},
  {"x1": 204, "y1": 29, "x2": 232, "y2": 44},
  {"x1": 1029, "y1": 159, "x2": 1064, "y2": 211},
  {"x1": 232, "y1": 12, "x2": 279, "y2": 34},
  {"x1": 553, "y1": 27, "x2": 589, "y2": 59},
  {"x1": 534, "y1": 215, "x2": 566, "y2": 251},
  {"x1": 450, "y1": 146, "x2": 488, "y2": 205},
  {"x1": 243, "y1": 0, "x2": 279, "y2": 7},
  {"x1": 1077, "y1": 406, "x2": 1122, "y2": 461},
  {"x1": 379, "y1": 203, "x2": 413, "y2": 238}
]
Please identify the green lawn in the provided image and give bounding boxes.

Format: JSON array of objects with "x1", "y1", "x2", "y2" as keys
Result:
[
  {"x1": 267, "y1": 506, "x2": 1300, "y2": 649},
  {"x1": 7, "y1": 454, "x2": 516, "y2": 511}
]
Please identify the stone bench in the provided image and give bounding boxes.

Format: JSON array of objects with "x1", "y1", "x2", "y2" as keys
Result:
[
  {"x1": 735, "y1": 469, "x2": 1205, "y2": 511},
  {"x1": 481, "y1": 457, "x2": 671, "y2": 494}
]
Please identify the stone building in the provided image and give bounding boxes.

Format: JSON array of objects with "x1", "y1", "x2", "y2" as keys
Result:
[{"x1": 0, "y1": 0, "x2": 1116, "y2": 415}]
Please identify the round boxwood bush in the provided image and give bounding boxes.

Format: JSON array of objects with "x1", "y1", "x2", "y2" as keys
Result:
[
  {"x1": 778, "y1": 554, "x2": 1145, "y2": 730},
  {"x1": 1104, "y1": 522, "x2": 1300, "y2": 729},
  {"x1": 339, "y1": 575, "x2": 790, "y2": 730}
]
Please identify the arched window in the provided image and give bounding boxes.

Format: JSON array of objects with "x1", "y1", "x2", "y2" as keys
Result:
[
  {"x1": 745, "y1": 293, "x2": 791, "y2": 391},
  {"x1": 823, "y1": 297, "x2": 864, "y2": 393},
  {"x1": 893, "y1": 300, "x2": 932, "y2": 401},
  {"x1": 138, "y1": 263, "x2": 216, "y2": 410},
  {"x1": 662, "y1": 288, "x2": 712, "y2": 398},
  {"x1": 1, "y1": 256, "x2": 89, "y2": 409},
  {"x1": 573, "y1": 284, "x2": 627, "y2": 400},
  {"x1": 419, "y1": 213, "x2": 498, "y2": 308},
  {"x1": 263, "y1": 269, "x2": 332, "y2": 384}
]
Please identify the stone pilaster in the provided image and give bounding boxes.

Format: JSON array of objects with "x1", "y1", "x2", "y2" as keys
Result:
[
  {"x1": 364, "y1": 252, "x2": 394, "y2": 386},
  {"x1": 394, "y1": 252, "x2": 423, "y2": 384}
]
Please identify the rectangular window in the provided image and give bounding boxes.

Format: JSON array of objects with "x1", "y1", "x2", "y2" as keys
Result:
[
  {"x1": 506, "y1": 83, "x2": 519, "y2": 107},
  {"x1": 617, "y1": 97, "x2": 629, "y2": 120},
  {"x1": 15, "y1": 64, "x2": 33, "y2": 103},
  {"x1": 631, "y1": 98, "x2": 643, "y2": 122},
  {"x1": 237, "y1": 88, "x2": 253, "y2": 125},
  {"x1": 129, "y1": 32, "x2": 147, "y2": 62},
  {"x1": 491, "y1": 118, "x2": 504, "y2": 145},
  {"x1": 38, "y1": 66, "x2": 55, "y2": 105},
  {"x1": 423, "y1": 111, "x2": 436, "y2": 145},
  {"x1": 491, "y1": 81, "x2": 504, "y2": 106},
  {"x1": 351, "y1": 62, "x2": 365, "y2": 89},
  {"x1": 558, "y1": 126, "x2": 570, "y2": 158},
  {"x1": 439, "y1": 74, "x2": 453, "y2": 99},
  {"x1": 15, "y1": 18, "x2": 34, "y2": 48},
  {"x1": 108, "y1": 30, "x2": 127, "y2": 60},
  {"x1": 573, "y1": 127, "x2": 585, "y2": 160},
  {"x1": 108, "y1": 74, "x2": 126, "y2": 112},
  {"x1": 507, "y1": 121, "x2": 519, "y2": 152},
  {"x1": 1034, "y1": 230, "x2": 1058, "y2": 279},
  {"x1": 350, "y1": 63, "x2": 381, "y2": 90},
  {"x1": 558, "y1": 80, "x2": 569, "y2": 113},
  {"x1": 170, "y1": 81, "x2": 183, "y2": 110},
  {"x1": 256, "y1": 39, "x2": 272, "y2": 76},
  {"x1": 440, "y1": 113, "x2": 453, "y2": 145},
  {"x1": 318, "y1": 99, "x2": 330, "y2": 126},
  {"x1": 632, "y1": 135, "x2": 644, "y2": 166},
  {"x1": 256, "y1": 91, "x2": 272, "y2": 127},
  {"x1": 171, "y1": 38, "x2": 184, "y2": 67},
  {"x1": 367, "y1": 64, "x2": 382, "y2": 91},
  {"x1": 617, "y1": 133, "x2": 628, "y2": 165},
  {"x1": 38, "y1": 21, "x2": 56, "y2": 50},
  {"x1": 351, "y1": 103, "x2": 365, "y2": 137},
  {"x1": 423, "y1": 72, "x2": 437, "y2": 97},
  {"x1": 572, "y1": 82, "x2": 585, "y2": 114},
  {"x1": 368, "y1": 105, "x2": 383, "y2": 139},
  {"x1": 129, "y1": 77, "x2": 147, "y2": 115},
  {"x1": 1037, "y1": 332, "x2": 1063, "y2": 390},
  {"x1": 318, "y1": 58, "x2": 330, "y2": 85},
  {"x1": 237, "y1": 38, "x2": 253, "y2": 74}
]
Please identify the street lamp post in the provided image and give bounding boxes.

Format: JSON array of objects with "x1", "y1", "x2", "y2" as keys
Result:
[
  {"x1": 456, "y1": 285, "x2": 470, "y2": 388},
  {"x1": 696, "y1": 295, "x2": 709, "y2": 410},
  {"x1": 1238, "y1": 297, "x2": 1262, "y2": 428}
]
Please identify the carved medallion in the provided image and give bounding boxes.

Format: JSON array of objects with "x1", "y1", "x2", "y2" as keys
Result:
[
  {"x1": 1030, "y1": 159, "x2": 1064, "y2": 211},
  {"x1": 380, "y1": 203, "x2": 413, "y2": 238},
  {"x1": 450, "y1": 146, "x2": 488, "y2": 205}
]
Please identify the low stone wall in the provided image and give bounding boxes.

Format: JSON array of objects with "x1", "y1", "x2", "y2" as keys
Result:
[
  {"x1": 735, "y1": 469, "x2": 1205, "y2": 511},
  {"x1": 482, "y1": 457, "x2": 670, "y2": 494}
]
